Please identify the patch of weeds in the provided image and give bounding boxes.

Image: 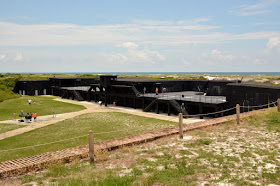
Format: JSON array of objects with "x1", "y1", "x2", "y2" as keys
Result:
[
  {"x1": 137, "y1": 158, "x2": 153, "y2": 166},
  {"x1": 225, "y1": 155, "x2": 240, "y2": 162},
  {"x1": 184, "y1": 138, "x2": 212, "y2": 147},
  {"x1": 180, "y1": 150, "x2": 193, "y2": 156},
  {"x1": 98, "y1": 175, "x2": 136, "y2": 186},
  {"x1": 43, "y1": 161, "x2": 86, "y2": 178},
  {"x1": 152, "y1": 154, "x2": 162, "y2": 159},
  {"x1": 121, "y1": 144, "x2": 136, "y2": 153},
  {"x1": 134, "y1": 149, "x2": 148, "y2": 154},
  {"x1": 243, "y1": 161, "x2": 252, "y2": 167},
  {"x1": 262, "y1": 171, "x2": 279, "y2": 183},
  {"x1": 254, "y1": 148, "x2": 271, "y2": 156},
  {"x1": 229, "y1": 178, "x2": 257, "y2": 186},
  {"x1": 163, "y1": 152, "x2": 172, "y2": 160},
  {"x1": 115, "y1": 154, "x2": 125, "y2": 159},
  {"x1": 146, "y1": 149, "x2": 157, "y2": 154},
  {"x1": 195, "y1": 131, "x2": 209, "y2": 137},
  {"x1": 218, "y1": 169, "x2": 231, "y2": 181},
  {"x1": 196, "y1": 165, "x2": 208, "y2": 173},
  {"x1": 21, "y1": 175, "x2": 37, "y2": 183},
  {"x1": 44, "y1": 164, "x2": 71, "y2": 178},
  {"x1": 198, "y1": 139, "x2": 212, "y2": 145},
  {"x1": 217, "y1": 138, "x2": 227, "y2": 142},
  {"x1": 145, "y1": 167, "x2": 154, "y2": 173},
  {"x1": 266, "y1": 110, "x2": 280, "y2": 132},
  {"x1": 244, "y1": 113, "x2": 265, "y2": 127},
  {"x1": 49, "y1": 178, "x2": 57, "y2": 182},
  {"x1": 210, "y1": 169, "x2": 218, "y2": 174},
  {"x1": 225, "y1": 120, "x2": 234, "y2": 125},
  {"x1": 237, "y1": 138, "x2": 246, "y2": 143},
  {"x1": 147, "y1": 163, "x2": 196, "y2": 186},
  {"x1": 95, "y1": 149, "x2": 110, "y2": 161},
  {"x1": 197, "y1": 150, "x2": 224, "y2": 164},
  {"x1": 132, "y1": 167, "x2": 143, "y2": 176},
  {"x1": 240, "y1": 150, "x2": 253, "y2": 158}
]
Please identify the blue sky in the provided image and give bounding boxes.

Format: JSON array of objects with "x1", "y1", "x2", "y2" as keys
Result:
[{"x1": 0, "y1": 0, "x2": 280, "y2": 73}]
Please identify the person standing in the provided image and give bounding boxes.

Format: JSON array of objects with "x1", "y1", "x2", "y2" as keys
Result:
[
  {"x1": 155, "y1": 87, "x2": 158, "y2": 95},
  {"x1": 52, "y1": 110, "x2": 56, "y2": 118},
  {"x1": 13, "y1": 112, "x2": 16, "y2": 120},
  {"x1": 33, "y1": 112, "x2": 37, "y2": 122},
  {"x1": 181, "y1": 103, "x2": 185, "y2": 113}
]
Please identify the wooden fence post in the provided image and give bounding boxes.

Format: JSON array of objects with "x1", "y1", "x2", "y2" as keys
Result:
[
  {"x1": 236, "y1": 104, "x2": 240, "y2": 125},
  {"x1": 89, "y1": 130, "x2": 94, "y2": 163},
  {"x1": 179, "y1": 113, "x2": 183, "y2": 139},
  {"x1": 278, "y1": 98, "x2": 280, "y2": 112}
]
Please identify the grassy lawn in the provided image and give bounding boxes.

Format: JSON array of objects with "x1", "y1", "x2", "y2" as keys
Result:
[
  {"x1": 0, "y1": 96, "x2": 86, "y2": 121},
  {"x1": 6, "y1": 108, "x2": 280, "y2": 186},
  {"x1": 0, "y1": 112, "x2": 176, "y2": 162},
  {"x1": 0, "y1": 124, "x2": 26, "y2": 134}
]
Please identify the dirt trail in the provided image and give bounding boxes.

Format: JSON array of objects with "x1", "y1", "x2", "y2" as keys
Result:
[{"x1": 0, "y1": 98, "x2": 205, "y2": 140}]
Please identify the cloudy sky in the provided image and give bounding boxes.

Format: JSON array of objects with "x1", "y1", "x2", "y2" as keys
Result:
[{"x1": 0, "y1": 0, "x2": 280, "y2": 73}]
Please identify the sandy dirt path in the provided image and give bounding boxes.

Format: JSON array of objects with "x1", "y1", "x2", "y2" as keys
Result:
[{"x1": 0, "y1": 98, "x2": 205, "y2": 140}]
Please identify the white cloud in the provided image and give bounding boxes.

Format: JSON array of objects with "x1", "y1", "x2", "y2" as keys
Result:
[
  {"x1": 133, "y1": 48, "x2": 165, "y2": 62},
  {"x1": 231, "y1": 0, "x2": 279, "y2": 16},
  {"x1": 121, "y1": 42, "x2": 138, "y2": 49},
  {"x1": 238, "y1": 10, "x2": 270, "y2": 16},
  {"x1": 0, "y1": 21, "x2": 279, "y2": 48},
  {"x1": 109, "y1": 42, "x2": 165, "y2": 64},
  {"x1": 0, "y1": 53, "x2": 6, "y2": 61},
  {"x1": 253, "y1": 59, "x2": 266, "y2": 65},
  {"x1": 266, "y1": 37, "x2": 280, "y2": 49},
  {"x1": 14, "y1": 52, "x2": 23, "y2": 61},
  {"x1": 183, "y1": 59, "x2": 192, "y2": 66},
  {"x1": 109, "y1": 54, "x2": 129, "y2": 64},
  {"x1": 210, "y1": 49, "x2": 235, "y2": 62},
  {"x1": 192, "y1": 17, "x2": 210, "y2": 24}
]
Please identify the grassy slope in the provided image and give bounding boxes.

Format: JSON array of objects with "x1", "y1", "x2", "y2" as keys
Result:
[
  {"x1": 0, "y1": 77, "x2": 21, "y2": 102},
  {"x1": 0, "y1": 112, "x2": 176, "y2": 162},
  {"x1": 0, "y1": 96, "x2": 85, "y2": 121},
  {"x1": 13, "y1": 108, "x2": 280, "y2": 186},
  {"x1": 0, "y1": 124, "x2": 25, "y2": 134}
]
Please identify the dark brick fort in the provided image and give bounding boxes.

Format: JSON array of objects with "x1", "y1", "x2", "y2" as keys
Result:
[{"x1": 14, "y1": 75, "x2": 280, "y2": 118}]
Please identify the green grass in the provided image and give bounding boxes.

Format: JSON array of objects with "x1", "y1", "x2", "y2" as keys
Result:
[
  {"x1": 0, "y1": 112, "x2": 176, "y2": 162},
  {"x1": 13, "y1": 108, "x2": 280, "y2": 185},
  {"x1": 0, "y1": 78, "x2": 20, "y2": 102},
  {"x1": 0, "y1": 124, "x2": 26, "y2": 134},
  {"x1": 245, "y1": 108, "x2": 280, "y2": 132},
  {"x1": 0, "y1": 96, "x2": 85, "y2": 121}
]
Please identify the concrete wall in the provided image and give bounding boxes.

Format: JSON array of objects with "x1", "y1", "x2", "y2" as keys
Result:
[{"x1": 14, "y1": 80, "x2": 51, "y2": 96}]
